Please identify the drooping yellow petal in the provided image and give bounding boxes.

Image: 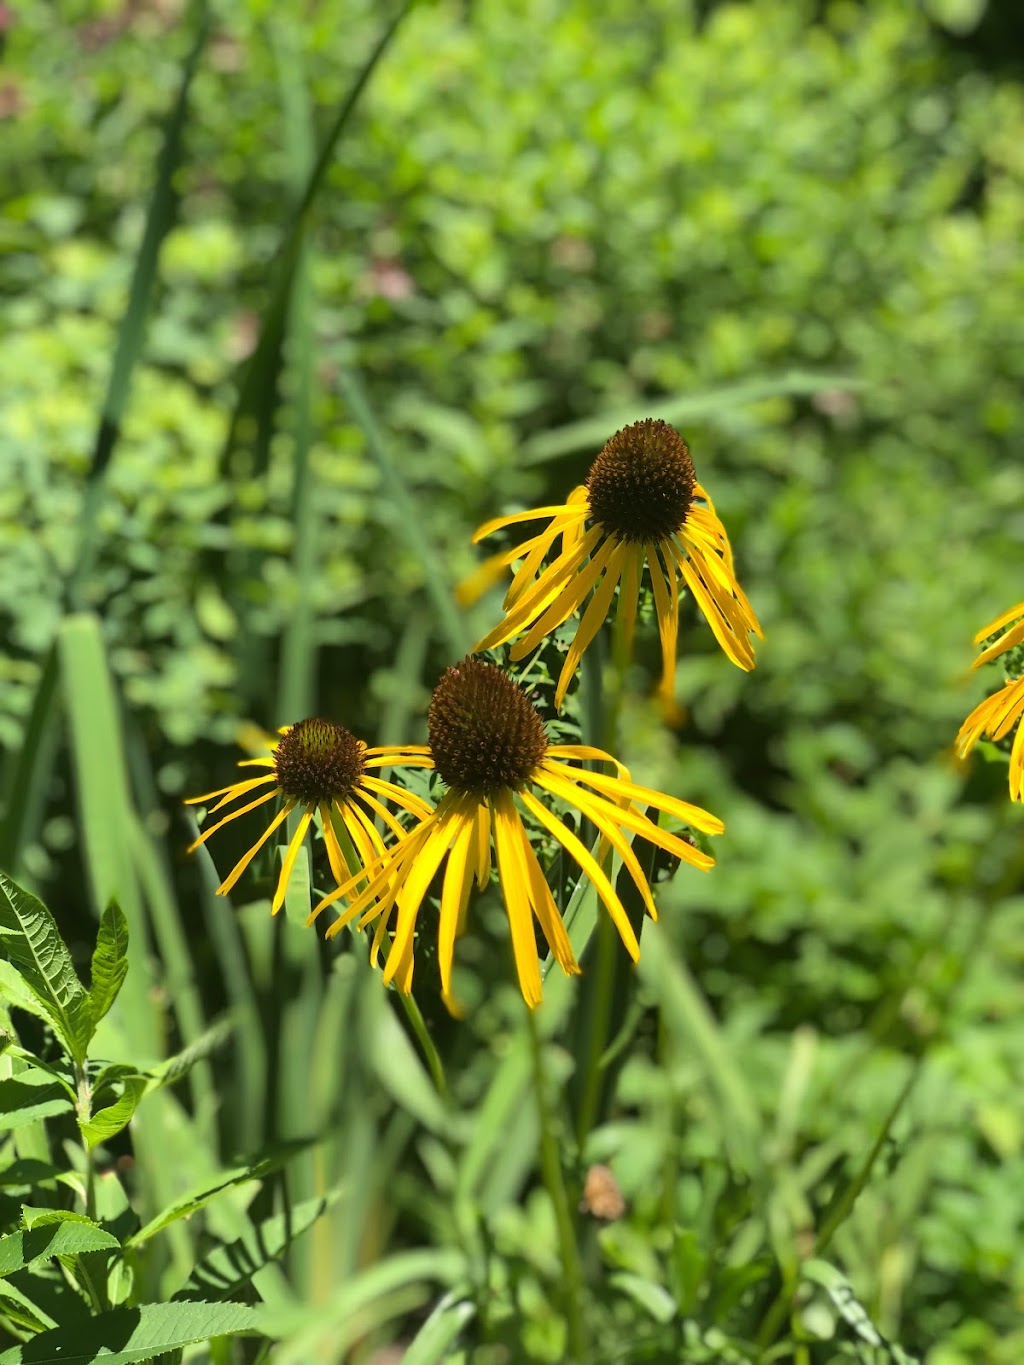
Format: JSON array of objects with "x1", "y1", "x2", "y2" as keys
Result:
[
  {"x1": 492, "y1": 791, "x2": 544, "y2": 1008},
  {"x1": 437, "y1": 817, "x2": 477, "y2": 1001},
  {"x1": 472, "y1": 502, "x2": 582, "y2": 543},
  {"x1": 272, "y1": 809, "x2": 314, "y2": 914},
  {"x1": 511, "y1": 531, "x2": 621, "y2": 663},
  {"x1": 540, "y1": 771, "x2": 657, "y2": 922},
  {"x1": 615, "y1": 542, "x2": 642, "y2": 659},
  {"x1": 646, "y1": 538, "x2": 678, "y2": 706},
  {"x1": 472, "y1": 801, "x2": 491, "y2": 890},
  {"x1": 184, "y1": 774, "x2": 276, "y2": 808},
  {"x1": 383, "y1": 800, "x2": 469, "y2": 989},
  {"x1": 676, "y1": 551, "x2": 756, "y2": 670},
  {"x1": 360, "y1": 774, "x2": 434, "y2": 822},
  {"x1": 518, "y1": 787, "x2": 640, "y2": 961},
  {"x1": 474, "y1": 524, "x2": 603, "y2": 653},
  {"x1": 551, "y1": 539, "x2": 625, "y2": 708},
  {"x1": 321, "y1": 804, "x2": 352, "y2": 885},
  {"x1": 973, "y1": 599, "x2": 1024, "y2": 648},
  {"x1": 511, "y1": 801, "x2": 580, "y2": 978},
  {"x1": 217, "y1": 802, "x2": 293, "y2": 896},
  {"x1": 187, "y1": 787, "x2": 280, "y2": 851},
  {"x1": 1010, "y1": 720, "x2": 1024, "y2": 801},
  {"x1": 545, "y1": 744, "x2": 631, "y2": 782},
  {"x1": 542, "y1": 758, "x2": 724, "y2": 835}
]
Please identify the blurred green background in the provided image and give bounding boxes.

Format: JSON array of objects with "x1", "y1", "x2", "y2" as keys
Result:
[{"x1": 1, "y1": 0, "x2": 1023, "y2": 1360}]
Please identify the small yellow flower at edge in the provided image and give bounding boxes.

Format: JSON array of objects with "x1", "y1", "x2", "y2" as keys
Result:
[{"x1": 955, "y1": 599, "x2": 1024, "y2": 801}]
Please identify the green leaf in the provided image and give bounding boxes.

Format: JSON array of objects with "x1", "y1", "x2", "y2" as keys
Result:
[
  {"x1": 124, "y1": 1146, "x2": 306, "y2": 1250},
  {"x1": 0, "y1": 960, "x2": 56, "y2": 1031},
  {"x1": 177, "y1": 1192, "x2": 339, "y2": 1302},
  {"x1": 400, "y1": 1292, "x2": 476, "y2": 1365},
  {"x1": 56, "y1": 616, "x2": 156, "y2": 1059},
  {"x1": 608, "y1": 1272, "x2": 677, "y2": 1324},
  {"x1": 0, "y1": 1160, "x2": 60, "y2": 1191},
  {"x1": 87, "y1": 903, "x2": 129, "y2": 1034},
  {"x1": 0, "y1": 1075, "x2": 73, "y2": 1132},
  {"x1": 80, "y1": 1076, "x2": 147, "y2": 1150},
  {"x1": 0, "y1": 645, "x2": 60, "y2": 875},
  {"x1": 147, "y1": 1016, "x2": 233, "y2": 1092},
  {"x1": 0, "y1": 874, "x2": 90, "y2": 1065},
  {"x1": 263, "y1": 1250, "x2": 466, "y2": 1364},
  {"x1": 0, "y1": 1218, "x2": 119, "y2": 1277},
  {"x1": 0, "y1": 1300, "x2": 265, "y2": 1364}
]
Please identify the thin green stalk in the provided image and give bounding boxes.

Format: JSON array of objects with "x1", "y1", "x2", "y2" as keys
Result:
[
  {"x1": 755, "y1": 1065, "x2": 919, "y2": 1353},
  {"x1": 396, "y1": 993, "x2": 447, "y2": 1101},
  {"x1": 326, "y1": 810, "x2": 447, "y2": 1097},
  {"x1": 525, "y1": 1009, "x2": 587, "y2": 1364},
  {"x1": 74, "y1": 1062, "x2": 97, "y2": 1224},
  {"x1": 572, "y1": 911, "x2": 618, "y2": 1150}
]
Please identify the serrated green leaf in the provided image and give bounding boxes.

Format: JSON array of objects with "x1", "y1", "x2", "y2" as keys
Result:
[
  {"x1": 87, "y1": 903, "x2": 129, "y2": 1035},
  {"x1": 0, "y1": 1075, "x2": 74, "y2": 1132},
  {"x1": 0, "y1": 874, "x2": 91, "y2": 1065},
  {"x1": 80, "y1": 1076, "x2": 147, "y2": 1150},
  {"x1": 177, "y1": 1192, "x2": 339, "y2": 1302},
  {"x1": 0, "y1": 1300, "x2": 265, "y2": 1364},
  {"x1": 0, "y1": 1219, "x2": 119, "y2": 1277},
  {"x1": 147, "y1": 1016, "x2": 232, "y2": 1092},
  {"x1": 124, "y1": 1145, "x2": 307, "y2": 1250},
  {"x1": 0, "y1": 961, "x2": 58, "y2": 1036}
]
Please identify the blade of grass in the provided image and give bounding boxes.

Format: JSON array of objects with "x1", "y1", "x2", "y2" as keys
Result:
[
  {"x1": 216, "y1": 0, "x2": 415, "y2": 483},
  {"x1": 67, "y1": 0, "x2": 210, "y2": 608},
  {"x1": 125, "y1": 718, "x2": 216, "y2": 1142},
  {"x1": 274, "y1": 18, "x2": 319, "y2": 723},
  {"x1": 0, "y1": 646, "x2": 60, "y2": 877},
  {"x1": 638, "y1": 919, "x2": 761, "y2": 1179},
  {"x1": 336, "y1": 364, "x2": 470, "y2": 659},
  {"x1": 522, "y1": 370, "x2": 865, "y2": 465},
  {"x1": 187, "y1": 814, "x2": 268, "y2": 1153},
  {"x1": 57, "y1": 615, "x2": 156, "y2": 1058}
]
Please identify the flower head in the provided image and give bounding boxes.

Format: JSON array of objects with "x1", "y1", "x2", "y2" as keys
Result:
[
  {"x1": 955, "y1": 600, "x2": 1024, "y2": 800},
  {"x1": 185, "y1": 718, "x2": 433, "y2": 911},
  {"x1": 458, "y1": 419, "x2": 762, "y2": 711},
  {"x1": 309, "y1": 658, "x2": 723, "y2": 1010}
]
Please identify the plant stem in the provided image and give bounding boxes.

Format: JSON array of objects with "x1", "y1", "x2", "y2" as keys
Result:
[
  {"x1": 526, "y1": 1008, "x2": 588, "y2": 1364},
  {"x1": 75, "y1": 1061, "x2": 96, "y2": 1222}
]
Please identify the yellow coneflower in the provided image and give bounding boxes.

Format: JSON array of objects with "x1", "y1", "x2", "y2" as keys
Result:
[
  {"x1": 458, "y1": 418, "x2": 762, "y2": 711},
  {"x1": 308, "y1": 658, "x2": 724, "y2": 1010},
  {"x1": 955, "y1": 600, "x2": 1024, "y2": 801},
  {"x1": 185, "y1": 718, "x2": 433, "y2": 912}
]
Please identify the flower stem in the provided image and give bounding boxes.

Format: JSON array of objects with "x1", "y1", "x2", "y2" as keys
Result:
[{"x1": 526, "y1": 1008, "x2": 588, "y2": 1363}]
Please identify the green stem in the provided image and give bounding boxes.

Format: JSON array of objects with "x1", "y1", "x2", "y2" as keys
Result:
[
  {"x1": 526, "y1": 1008, "x2": 587, "y2": 1364},
  {"x1": 755, "y1": 1065, "x2": 919, "y2": 1353},
  {"x1": 74, "y1": 1062, "x2": 96, "y2": 1223},
  {"x1": 572, "y1": 911, "x2": 618, "y2": 1150},
  {"x1": 397, "y1": 992, "x2": 448, "y2": 1101}
]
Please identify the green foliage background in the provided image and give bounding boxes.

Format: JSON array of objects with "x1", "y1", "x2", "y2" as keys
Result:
[{"x1": 0, "y1": 0, "x2": 1022, "y2": 1360}]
